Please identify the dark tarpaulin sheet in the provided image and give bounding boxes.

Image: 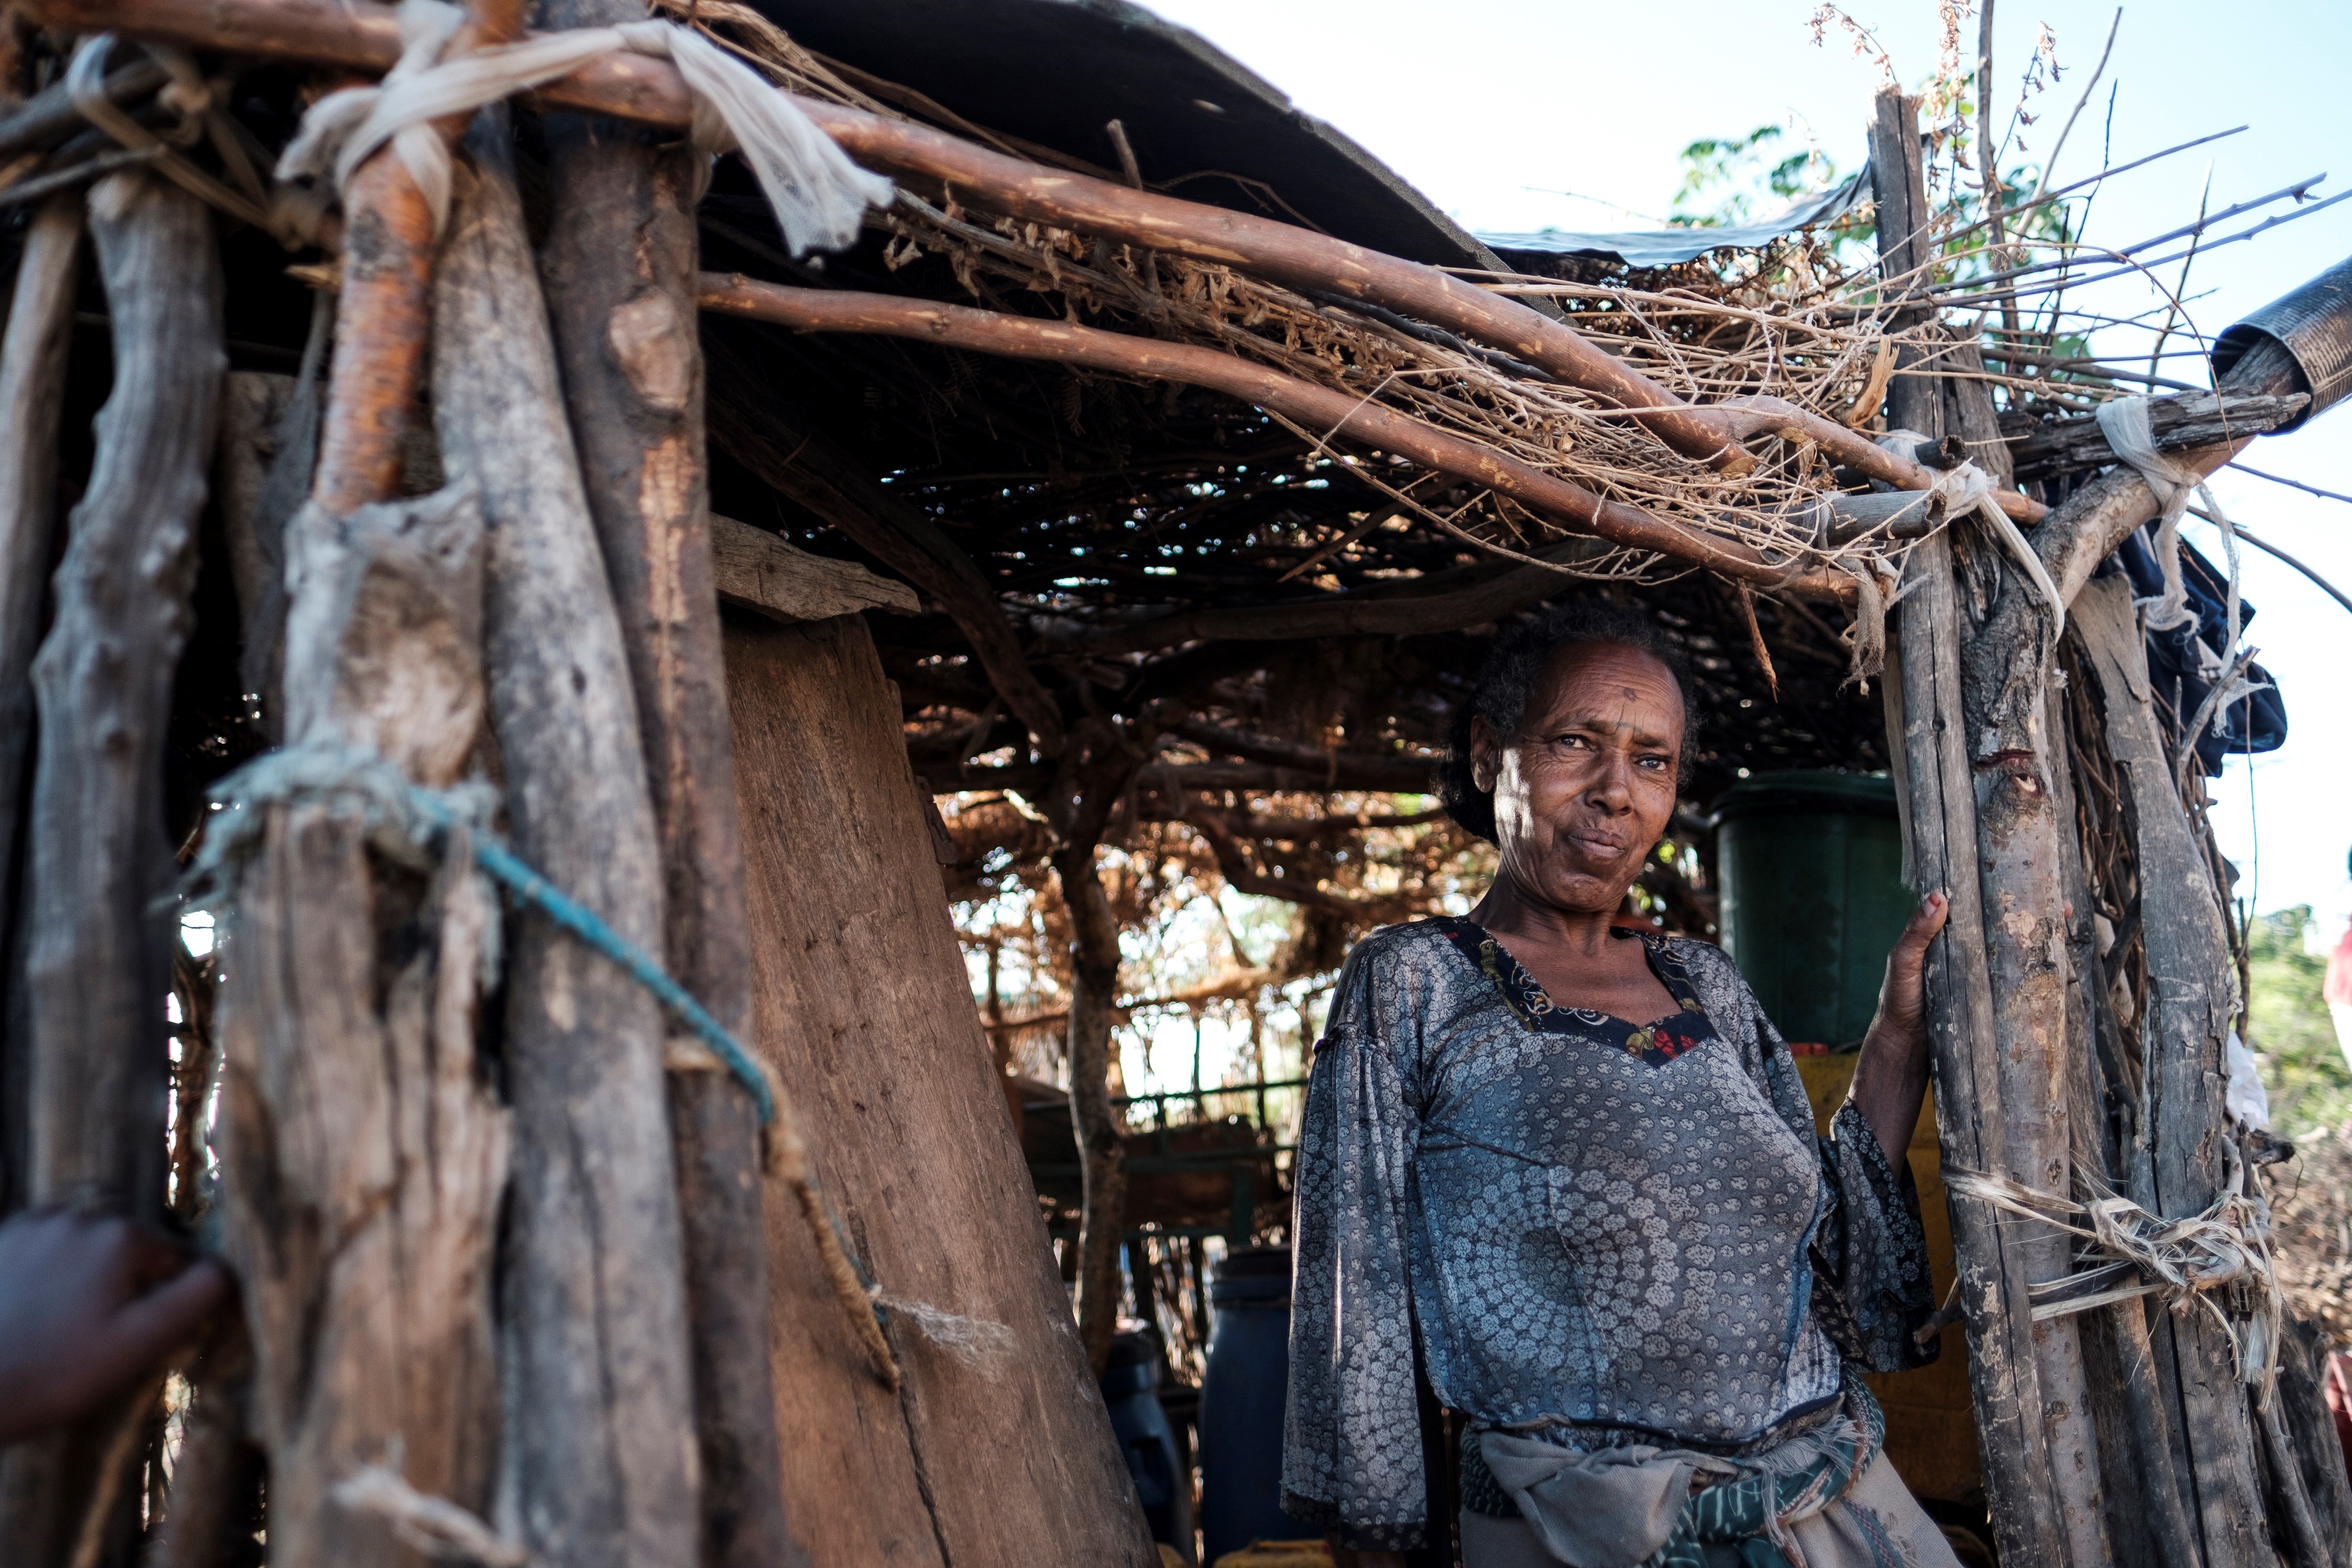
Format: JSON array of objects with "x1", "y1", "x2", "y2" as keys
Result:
[{"x1": 1475, "y1": 163, "x2": 1871, "y2": 269}]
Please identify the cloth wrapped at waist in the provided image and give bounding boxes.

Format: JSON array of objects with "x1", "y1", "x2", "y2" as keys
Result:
[{"x1": 1460, "y1": 1372, "x2": 1886, "y2": 1568}]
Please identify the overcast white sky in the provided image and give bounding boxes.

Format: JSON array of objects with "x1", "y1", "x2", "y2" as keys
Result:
[{"x1": 1145, "y1": 0, "x2": 2352, "y2": 931}]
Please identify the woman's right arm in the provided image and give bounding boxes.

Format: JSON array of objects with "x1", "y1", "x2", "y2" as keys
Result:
[{"x1": 1282, "y1": 946, "x2": 1434, "y2": 1556}]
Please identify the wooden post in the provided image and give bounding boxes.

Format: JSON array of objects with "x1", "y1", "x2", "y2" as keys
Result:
[
  {"x1": 2067, "y1": 577, "x2": 2273, "y2": 1564},
  {"x1": 431, "y1": 110, "x2": 700, "y2": 1568},
  {"x1": 212, "y1": 485, "x2": 508, "y2": 1568},
  {"x1": 0, "y1": 199, "x2": 79, "y2": 893},
  {"x1": 1054, "y1": 829, "x2": 1131, "y2": 1376},
  {"x1": 310, "y1": 0, "x2": 526, "y2": 516},
  {"x1": 725, "y1": 609, "x2": 1155, "y2": 1566},
  {"x1": 1870, "y1": 89, "x2": 2068, "y2": 1568},
  {"x1": 1945, "y1": 341, "x2": 2110, "y2": 1566},
  {"x1": 2047, "y1": 676, "x2": 2203, "y2": 1568},
  {"x1": 0, "y1": 193, "x2": 79, "y2": 1211},
  {"x1": 0, "y1": 171, "x2": 222, "y2": 1564},
  {"x1": 18, "y1": 170, "x2": 218, "y2": 1206},
  {"x1": 537, "y1": 5, "x2": 796, "y2": 1562}
]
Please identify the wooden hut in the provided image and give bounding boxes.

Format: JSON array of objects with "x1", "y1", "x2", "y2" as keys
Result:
[{"x1": 0, "y1": 2, "x2": 2346, "y2": 1565}]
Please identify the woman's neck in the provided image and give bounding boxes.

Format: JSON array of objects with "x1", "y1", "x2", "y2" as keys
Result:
[{"x1": 1466, "y1": 868, "x2": 1619, "y2": 959}]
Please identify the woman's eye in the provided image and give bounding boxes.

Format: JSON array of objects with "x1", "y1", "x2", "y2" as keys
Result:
[{"x1": 1637, "y1": 756, "x2": 1669, "y2": 771}]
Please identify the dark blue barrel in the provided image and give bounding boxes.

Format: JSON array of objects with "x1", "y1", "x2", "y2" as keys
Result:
[
  {"x1": 1198, "y1": 1245, "x2": 1294, "y2": 1563},
  {"x1": 1101, "y1": 1330, "x2": 1192, "y2": 1557}
]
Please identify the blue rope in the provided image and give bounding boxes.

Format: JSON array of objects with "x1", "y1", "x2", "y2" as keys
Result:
[{"x1": 407, "y1": 794, "x2": 777, "y2": 1126}]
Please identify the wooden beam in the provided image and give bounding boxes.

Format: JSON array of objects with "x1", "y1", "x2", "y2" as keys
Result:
[
  {"x1": 2006, "y1": 390, "x2": 2306, "y2": 483},
  {"x1": 0, "y1": 56, "x2": 165, "y2": 161},
  {"x1": 432, "y1": 110, "x2": 700, "y2": 1568},
  {"x1": 0, "y1": 169, "x2": 222, "y2": 1562},
  {"x1": 536, "y1": 15, "x2": 800, "y2": 1560},
  {"x1": 711, "y1": 514, "x2": 920, "y2": 623},
  {"x1": 932, "y1": 755, "x2": 1441, "y2": 799}
]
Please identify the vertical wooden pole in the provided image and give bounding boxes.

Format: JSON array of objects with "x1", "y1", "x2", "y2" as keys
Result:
[
  {"x1": 537, "y1": 5, "x2": 797, "y2": 1559},
  {"x1": 213, "y1": 484, "x2": 507, "y2": 1568},
  {"x1": 2048, "y1": 677, "x2": 2203, "y2": 1568},
  {"x1": 1056, "y1": 833, "x2": 1131, "y2": 1376},
  {"x1": 1870, "y1": 89, "x2": 2067, "y2": 1568},
  {"x1": 433, "y1": 110, "x2": 700, "y2": 1568},
  {"x1": 310, "y1": 0, "x2": 527, "y2": 516},
  {"x1": 1049, "y1": 724, "x2": 1137, "y2": 1376},
  {"x1": 0, "y1": 169, "x2": 222, "y2": 1566},
  {"x1": 2067, "y1": 577, "x2": 2273, "y2": 1564},
  {"x1": 0, "y1": 195, "x2": 80, "y2": 1213},
  {"x1": 1946, "y1": 344, "x2": 2110, "y2": 1566}
]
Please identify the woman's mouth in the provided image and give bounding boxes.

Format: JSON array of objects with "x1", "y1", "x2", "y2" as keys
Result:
[{"x1": 1565, "y1": 828, "x2": 1629, "y2": 859}]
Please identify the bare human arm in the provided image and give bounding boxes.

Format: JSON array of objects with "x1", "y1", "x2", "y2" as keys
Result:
[{"x1": 1846, "y1": 891, "x2": 1952, "y2": 1165}]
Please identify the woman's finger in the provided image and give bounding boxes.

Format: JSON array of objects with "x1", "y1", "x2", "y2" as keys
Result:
[
  {"x1": 1893, "y1": 891, "x2": 1950, "y2": 958},
  {"x1": 81, "y1": 1257, "x2": 233, "y2": 1399}
]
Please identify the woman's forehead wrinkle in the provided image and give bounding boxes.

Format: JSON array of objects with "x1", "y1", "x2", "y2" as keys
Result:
[{"x1": 1528, "y1": 684, "x2": 1681, "y2": 747}]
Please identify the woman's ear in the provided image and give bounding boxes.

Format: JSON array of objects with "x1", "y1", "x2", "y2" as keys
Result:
[{"x1": 1469, "y1": 714, "x2": 1500, "y2": 793}]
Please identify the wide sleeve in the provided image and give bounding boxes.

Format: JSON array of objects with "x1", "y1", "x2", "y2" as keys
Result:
[
  {"x1": 1281, "y1": 944, "x2": 1432, "y2": 1552},
  {"x1": 1810, "y1": 1097, "x2": 1939, "y2": 1373}
]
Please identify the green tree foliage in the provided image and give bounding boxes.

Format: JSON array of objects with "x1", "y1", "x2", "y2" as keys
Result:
[
  {"x1": 1670, "y1": 125, "x2": 1835, "y2": 227},
  {"x1": 2246, "y1": 905, "x2": 2352, "y2": 1139}
]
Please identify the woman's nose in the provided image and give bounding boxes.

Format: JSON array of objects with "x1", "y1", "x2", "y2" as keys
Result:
[{"x1": 1582, "y1": 750, "x2": 1633, "y2": 810}]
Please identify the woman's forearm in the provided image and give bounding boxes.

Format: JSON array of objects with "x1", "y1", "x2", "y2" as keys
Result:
[
  {"x1": 1845, "y1": 892, "x2": 1949, "y2": 1164},
  {"x1": 1849, "y1": 1023, "x2": 1932, "y2": 1163}
]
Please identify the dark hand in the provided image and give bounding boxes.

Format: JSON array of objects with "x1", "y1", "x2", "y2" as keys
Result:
[
  {"x1": 0, "y1": 1208, "x2": 232, "y2": 1447},
  {"x1": 1849, "y1": 892, "x2": 1950, "y2": 1163}
]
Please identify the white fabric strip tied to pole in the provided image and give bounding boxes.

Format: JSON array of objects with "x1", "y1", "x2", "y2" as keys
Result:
[
  {"x1": 2096, "y1": 394, "x2": 2210, "y2": 633},
  {"x1": 276, "y1": 0, "x2": 894, "y2": 250},
  {"x1": 1879, "y1": 430, "x2": 2067, "y2": 636}
]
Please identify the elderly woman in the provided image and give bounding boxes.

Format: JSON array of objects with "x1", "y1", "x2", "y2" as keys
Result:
[{"x1": 1282, "y1": 604, "x2": 1957, "y2": 1568}]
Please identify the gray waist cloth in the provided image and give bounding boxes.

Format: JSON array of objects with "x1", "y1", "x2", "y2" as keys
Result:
[
  {"x1": 1474, "y1": 1437, "x2": 1711, "y2": 1567},
  {"x1": 1462, "y1": 1376, "x2": 1884, "y2": 1568}
]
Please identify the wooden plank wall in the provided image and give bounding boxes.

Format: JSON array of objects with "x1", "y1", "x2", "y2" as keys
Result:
[{"x1": 724, "y1": 609, "x2": 1156, "y2": 1566}]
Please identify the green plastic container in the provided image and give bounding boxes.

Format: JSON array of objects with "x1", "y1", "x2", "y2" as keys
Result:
[{"x1": 1711, "y1": 771, "x2": 1912, "y2": 1049}]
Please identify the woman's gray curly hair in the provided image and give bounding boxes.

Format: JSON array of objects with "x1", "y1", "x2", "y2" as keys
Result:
[{"x1": 1438, "y1": 601, "x2": 1700, "y2": 843}]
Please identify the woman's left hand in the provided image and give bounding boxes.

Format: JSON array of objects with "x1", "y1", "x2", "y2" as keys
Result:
[
  {"x1": 1849, "y1": 892, "x2": 1950, "y2": 1162},
  {"x1": 1875, "y1": 891, "x2": 1949, "y2": 1047}
]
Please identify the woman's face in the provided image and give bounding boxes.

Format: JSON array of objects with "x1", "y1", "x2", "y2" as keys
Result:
[{"x1": 1471, "y1": 641, "x2": 1685, "y2": 916}]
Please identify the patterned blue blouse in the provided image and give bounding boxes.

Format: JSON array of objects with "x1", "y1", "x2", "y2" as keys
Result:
[{"x1": 1280, "y1": 918, "x2": 1935, "y2": 1552}]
